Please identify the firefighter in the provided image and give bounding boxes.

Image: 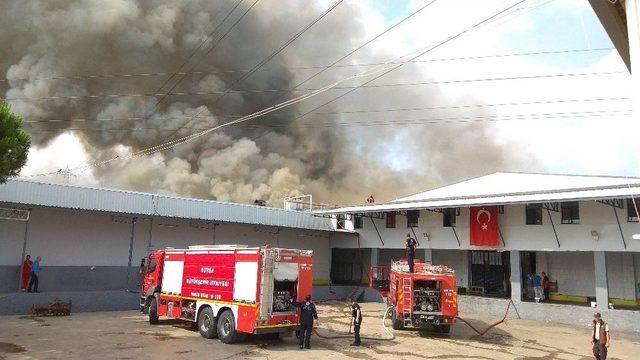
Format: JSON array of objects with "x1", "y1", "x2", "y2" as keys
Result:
[
  {"x1": 349, "y1": 298, "x2": 362, "y2": 346},
  {"x1": 405, "y1": 233, "x2": 417, "y2": 273},
  {"x1": 292, "y1": 295, "x2": 318, "y2": 349}
]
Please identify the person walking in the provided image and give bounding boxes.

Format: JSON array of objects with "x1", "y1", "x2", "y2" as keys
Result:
[
  {"x1": 542, "y1": 272, "x2": 550, "y2": 301},
  {"x1": 27, "y1": 256, "x2": 41, "y2": 293},
  {"x1": 591, "y1": 312, "x2": 610, "y2": 360},
  {"x1": 20, "y1": 255, "x2": 32, "y2": 292},
  {"x1": 292, "y1": 295, "x2": 318, "y2": 349},
  {"x1": 532, "y1": 273, "x2": 543, "y2": 302},
  {"x1": 349, "y1": 298, "x2": 362, "y2": 346},
  {"x1": 405, "y1": 233, "x2": 417, "y2": 273}
]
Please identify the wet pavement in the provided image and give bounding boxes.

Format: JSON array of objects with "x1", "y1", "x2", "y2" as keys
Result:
[{"x1": 1, "y1": 301, "x2": 638, "y2": 359}]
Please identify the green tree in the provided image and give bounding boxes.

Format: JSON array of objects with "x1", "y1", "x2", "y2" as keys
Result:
[{"x1": 0, "y1": 101, "x2": 30, "y2": 183}]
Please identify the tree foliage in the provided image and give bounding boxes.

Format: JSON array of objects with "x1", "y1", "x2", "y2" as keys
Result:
[{"x1": 0, "y1": 101, "x2": 30, "y2": 183}]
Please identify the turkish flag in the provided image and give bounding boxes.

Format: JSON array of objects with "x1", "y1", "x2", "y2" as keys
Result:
[{"x1": 470, "y1": 206, "x2": 499, "y2": 247}]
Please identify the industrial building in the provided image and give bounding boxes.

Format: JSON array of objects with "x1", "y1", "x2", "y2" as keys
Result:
[
  {"x1": 2, "y1": 173, "x2": 640, "y2": 331},
  {"x1": 0, "y1": 179, "x2": 352, "y2": 296}
]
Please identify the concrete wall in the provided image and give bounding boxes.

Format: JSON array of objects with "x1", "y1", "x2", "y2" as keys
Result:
[
  {"x1": 432, "y1": 249, "x2": 469, "y2": 288},
  {"x1": 0, "y1": 206, "x2": 344, "y2": 293},
  {"x1": 459, "y1": 295, "x2": 640, "y2": 333},
  {"x1": 347, "y1": 202, "x2": 640, "y2": 252},
  {"x1": 540, "y1": 251, "x2": 596, "y2": 297}
]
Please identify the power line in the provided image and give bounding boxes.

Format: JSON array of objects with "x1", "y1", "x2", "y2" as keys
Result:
[
  {"x1": 155, "y1": 0, "x2": 345, "y2": 141},
  {"x1": 23, "y1": 0, "x2": 562, "y2": 177},
  {"x1": 23, "y1": 109, "x2": 633, "y2": 133},
  {"x1": 3, "y1": 71, "x2": 626, "y2": 102},
  {"x1": 285, "y1": 0, "x2": 439, "y2": 92},
  {"x1": 144, "y1": 0, "x2": 261, "y2": 119},
  {"x1": 292, "y1": 0, "x2": 534, "y2": 122},
  {"x1": 21, "y1": 96, "x2": 632, "y2": 124},
  {"x1": 0, "y1": 47, "x2": 613, "y2": 84},
  {"x1": 145, "y1": 0, "x2": 246, "y2": 117}
]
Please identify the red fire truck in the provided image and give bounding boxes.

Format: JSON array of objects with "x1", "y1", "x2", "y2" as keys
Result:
[
  {"x1": 369, "y1": 259, "x2": 458, "y2": 333},
  {"x1": 140, "y1": 245, "x2": 313, "y2": 343}
]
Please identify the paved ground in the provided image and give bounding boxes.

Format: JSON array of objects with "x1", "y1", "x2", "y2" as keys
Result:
[{"x1": 1, "y1": 302, "x2": 639, "y2": 360}]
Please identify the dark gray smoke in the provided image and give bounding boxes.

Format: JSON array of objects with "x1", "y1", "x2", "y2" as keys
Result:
[{"x1": 1, "y1": 0, "x2": 538, "y2": 205}]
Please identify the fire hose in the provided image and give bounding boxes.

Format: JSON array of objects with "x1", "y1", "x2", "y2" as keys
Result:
[
  {"x1": 455, "y1": 298, "x2": 516, "y2": 336},
  {"x1": 312, "y1": 298, "x2": 516, "y2": 340},
  {"x1": 312, "y1": 305, "x2": 395, "y2": 341}
]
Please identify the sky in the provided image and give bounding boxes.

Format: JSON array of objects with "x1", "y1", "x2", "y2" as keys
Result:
[
  {"x1": 13, "y1": 0, "x2": 639, "y2": 202},
  {"x1": 353, "y1": 0, "x2": 637, "y2": 178}
]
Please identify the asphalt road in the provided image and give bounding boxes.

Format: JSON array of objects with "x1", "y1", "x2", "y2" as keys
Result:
[{"x1": 1, "y1": 302, "x2": 639, "y2": 359}]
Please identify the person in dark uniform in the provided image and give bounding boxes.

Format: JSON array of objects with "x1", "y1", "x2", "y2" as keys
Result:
[
  {"x1": 405, "y1": 233, "x2": 417, "y2": 273},
  {"x1": 292, "y1": 295, "x2": 318, "y2": 349},
  {"x1": 349, "y1": 298, "x2": 362, "y2": 346}
]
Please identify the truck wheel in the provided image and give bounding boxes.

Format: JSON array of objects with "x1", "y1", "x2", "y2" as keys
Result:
[
  {"x1": 148, "y1": 296, "x2": 159, "y2": 325},
  {"x1": 437, "y1": 324, "x2": 451, "y2": 334},
  {"x1": 198, "y1": 307, "x2": 218, "y2": 339},
  {"x1": 217, "y1": 310, "x2": 244, "y2": 344},
  {"x1": 391, "y1": 309, "x2": 404, "y2": 330}
]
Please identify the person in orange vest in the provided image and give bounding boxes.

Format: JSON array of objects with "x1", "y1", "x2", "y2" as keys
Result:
[
  {"x1": 20, "y1": 255, "x2": 32, "y2": 292},
  {"x1": 366, "y1": 195, "x2": 375, "y2": 204}
]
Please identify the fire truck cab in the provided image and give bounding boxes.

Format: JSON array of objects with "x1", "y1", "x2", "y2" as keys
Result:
[
  {"x1": 370, "y1": 259, "x2": 458, "y2": 333},
  {"x1": 140, "y1": 245, "x2": 313, "y2": 343}
]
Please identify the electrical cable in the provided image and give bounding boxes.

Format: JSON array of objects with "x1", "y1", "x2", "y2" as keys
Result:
[
  {"x1": 0, "y1": 47, "x2": 614, "y2": 84},
  {"x1": 21, "y1": 96, "x2": 632, "y2": 124},
  {"x1": 157, "y1": 0, "x2": 345, "y2": 140},
  {"x1": 312, "y1": 305, "x2": 395, "y2": 341},
  {"x1": 23, "y1": 0, "x2": 561, "y2": 177},
  {"x1": 144, "y1": 0, "x2": 246, "y2": 118},
  {"x1": 286, "y1": 0, "x2": 439, "y2": 93},
  {"x1": 292, "y1": 0, "x2": 541, "y2": 122},
  {"x1": 4, "y1": 71, "x2": 627, "y2": 102},
  {"x1": 23, "y1": 109, "x2": 633, "y2": 134}
]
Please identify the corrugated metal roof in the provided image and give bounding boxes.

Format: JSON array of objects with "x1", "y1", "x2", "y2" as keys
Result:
[
  {"x1": 319, "y1": 172, "x2": 640, "y2": 214},
  {"x1": 0, "y1": 179, "x2": 339, "y2": 232}
]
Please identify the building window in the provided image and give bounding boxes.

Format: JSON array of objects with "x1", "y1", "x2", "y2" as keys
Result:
[
  {"x1": 385, "y1": 212, "x2": 396, "y2": 228},
  {"x1": 353, "y1": 215, "x2": 363, "y2": 229},
  {"x1": 628, "y1": 198, "x2": 640, "y2": 222},
  {"x1": 406, "y1": 210, "x2": 419, "y2": 228},
  {"x1": 561, "y1": 202, "x2": 580, "y2": 224},
  {"x1": 525, "y1": 204, "x2": 543, "y2": 225},
  {"x1": 443, "y1": 208, "x2": 456, "y2": 227}
]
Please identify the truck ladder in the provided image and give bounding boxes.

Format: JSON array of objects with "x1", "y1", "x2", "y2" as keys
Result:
[
  {"x1": 258, "y1": 248, "x2": 276, "y2": 321},
  {"x1": 402, "y1": 278, "x2": 413, "y2": 327}
]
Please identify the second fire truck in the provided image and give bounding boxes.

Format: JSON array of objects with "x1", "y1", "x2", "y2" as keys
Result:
[{"x1": 369, "y1": 259, "x2": 458, "y2": 333}]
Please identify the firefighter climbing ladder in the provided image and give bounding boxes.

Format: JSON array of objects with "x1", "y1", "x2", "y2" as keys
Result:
[{"x1": 402, "y1": 278, "x2": 412, "y2": 327}]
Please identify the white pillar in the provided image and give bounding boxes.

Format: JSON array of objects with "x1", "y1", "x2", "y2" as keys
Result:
[
  {"x1": 622, "y1": 253, "x2": 637, "y2": 300},
  {"x1": 510, "y1": 250, "x2": 522, "y2": 302},
  {"x1": 424, "y1": 248, "x2": 433, "y2": 264},
  {"x1": 370, "y1": 248, "x2": 379, "y2": 268},
  {"x1": 594, "y1": 251, "x2": 609, "y2": 309}
]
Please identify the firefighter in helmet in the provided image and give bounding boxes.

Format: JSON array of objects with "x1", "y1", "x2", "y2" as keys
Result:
[{"x1": 292, "y1": 294, "x2": 318, "y2": 349}]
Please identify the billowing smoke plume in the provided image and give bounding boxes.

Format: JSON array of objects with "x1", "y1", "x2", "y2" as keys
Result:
[{"x1": 1, "y1": 0, "x2": 538, "y2": 205}]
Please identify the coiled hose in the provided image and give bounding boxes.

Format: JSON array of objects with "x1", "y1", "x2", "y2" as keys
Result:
[{"x1": 312, "y1": 306, "x2": 395, "y2": 341}]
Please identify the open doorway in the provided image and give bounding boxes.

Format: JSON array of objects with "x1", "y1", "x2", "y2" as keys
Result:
[{"x1": 520, "y1": 251, "x2": 536, "y2": 301}]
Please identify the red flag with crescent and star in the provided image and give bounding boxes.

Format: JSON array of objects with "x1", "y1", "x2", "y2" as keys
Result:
[{"x1": 470, "y1": 206, "x2": 499, "y2": 246}]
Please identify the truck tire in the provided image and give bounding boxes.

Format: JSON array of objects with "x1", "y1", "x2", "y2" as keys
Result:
[
  {"x1": 392, "y1": 309, "x2": 404, "y2": 330},
  {"x1": 217, "y1": 310, "x2": 244, "y2": 344},
  {"x1": 437, "y1": 324, "x2": 451, "y2": 334},
  {"x1": 148, "y1": 296, "x2": 159, "y2": 325},
  {"x1": 198, "y1": 307, "x2": 218, "y2": 339}
]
